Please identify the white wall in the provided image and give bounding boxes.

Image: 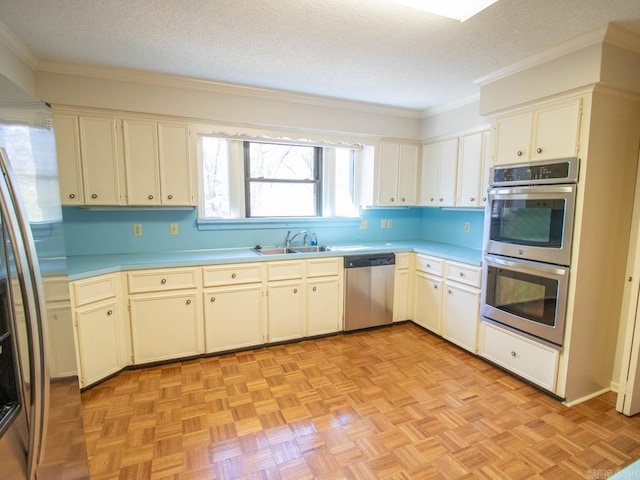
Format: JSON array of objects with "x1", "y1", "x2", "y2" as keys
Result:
[{"x1": 420, "y1": 98, "x2": 490, "y2": 141}]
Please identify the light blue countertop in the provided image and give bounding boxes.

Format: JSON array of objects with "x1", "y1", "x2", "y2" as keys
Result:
[{"x1": 66, "y1": 240, "x2": 482, "y2": 280}]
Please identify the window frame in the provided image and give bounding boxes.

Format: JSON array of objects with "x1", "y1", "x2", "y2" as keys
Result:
[{"x1": 243, "y1": 141, "x2": 324, "y2": 218}]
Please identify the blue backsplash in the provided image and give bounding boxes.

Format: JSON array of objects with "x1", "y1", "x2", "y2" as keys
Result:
[{"x1": 61, "y1": 206, "x2": 484, "y2": 256}]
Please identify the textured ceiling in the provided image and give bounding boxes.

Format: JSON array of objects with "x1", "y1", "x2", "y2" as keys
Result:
[{"x1": 0, "y1": 0, "x2": 639, "y2": 111}]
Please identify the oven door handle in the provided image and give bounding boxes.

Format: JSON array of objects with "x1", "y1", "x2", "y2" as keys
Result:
[{"x1": 484, "y1": 255, "x2": 569, "y2": 278}]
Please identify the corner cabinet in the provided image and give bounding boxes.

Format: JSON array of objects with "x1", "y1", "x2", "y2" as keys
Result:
[
  {"x1": 374, "y1": 141, "x2": 419, "y2": 206},
  {"x1": 53, "y1": 109, "x2": 194, "y2": 206},
  {"x1": 493, "y1": 97, "x2": 583, "y2": 165}
]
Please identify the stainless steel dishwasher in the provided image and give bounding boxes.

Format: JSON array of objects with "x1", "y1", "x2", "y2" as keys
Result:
[{"x1": 344, "y1": 253, "x2": 395, "y2": 331}]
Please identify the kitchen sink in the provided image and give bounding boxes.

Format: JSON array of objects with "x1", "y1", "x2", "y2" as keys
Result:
[
  {"x1": 291, "y1": 245, "x2": 331, "y2": 253},
  {"x1": 252, "y1": 245, "x2": 330, "y2": 255}
]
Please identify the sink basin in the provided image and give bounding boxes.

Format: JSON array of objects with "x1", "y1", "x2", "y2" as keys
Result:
[
  {"x1": 252, "y1": 246, "x2": 298, "y2": 255},
  {"x1": 292, "y1": 245, "x2": 331, "y2": 253},
  {"x1": 252, "y1": 245, "x2": 330, "y2": 255}
]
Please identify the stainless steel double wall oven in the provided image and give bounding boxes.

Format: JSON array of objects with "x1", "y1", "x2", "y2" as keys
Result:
[{"x1": 481, "y1": 157, "x2": 579, "y2": 348}]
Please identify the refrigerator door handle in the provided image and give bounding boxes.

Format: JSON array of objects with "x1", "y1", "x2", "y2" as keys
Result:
[{"x1": 0, "y1": 148, "x2": 49, "y2": 479}]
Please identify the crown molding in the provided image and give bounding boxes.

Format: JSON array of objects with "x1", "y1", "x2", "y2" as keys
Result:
[
  {"x1": 0, "y1": 19, "x2": 38, "y2": 69},
  {"x1": 36, "y1": 59, "x2": 424, "y2": 119},
  {"x1": 420, "y1": 93, "x2": 481, "y2": 119},
  {"x1": 474, "y1": 25, "x2": 608, "y2": 87}
]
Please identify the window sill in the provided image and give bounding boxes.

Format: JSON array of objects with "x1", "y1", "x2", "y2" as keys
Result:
[{"x1": 196, "y1": 217, "x2": 361, "y2": 231}]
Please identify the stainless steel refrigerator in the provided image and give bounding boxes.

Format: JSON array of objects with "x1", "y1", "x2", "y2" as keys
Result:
[{"x1": 0, "y1": 83, "x2": 89, "y2": 478}]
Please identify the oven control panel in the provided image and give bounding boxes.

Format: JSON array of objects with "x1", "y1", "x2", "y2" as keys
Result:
[{"x1": 491, "y1": 157, "x2": 579, "y2": 186}]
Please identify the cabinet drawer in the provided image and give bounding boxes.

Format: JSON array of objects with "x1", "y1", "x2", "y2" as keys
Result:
[
  {"x1": 127, "y1": 268, "x2": 198, "y2": 294},
  {"x1": 307, "y1": 257, "x2": 342, "y2": 278},
  {"x1": 395, "y1": 252, "x2": 410, "y2": 270},
  {"x1": 72, "y1": 274, "x2": 118, "y2": 307},
  {"x1": 479, "y1": 322, "x2": 559, "y2": 391},
  {"x1": 267, "y1": 260, "x2": 304, "y2": 281},
  {"x1": 43, "y1": 277, "x2": 70, "y2": 302},
  {"x1": 415, "y1": 254, "x2": 443, "y2": 276},
  {"x1": 203, "y1": 263, "x2": 263, "y2": 287},
  {"x1": 445, "y1": 261, "x2": 481, "y2": 288}
]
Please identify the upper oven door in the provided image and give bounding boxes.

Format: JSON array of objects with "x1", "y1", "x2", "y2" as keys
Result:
[{"x1": 484, "y1": 184, "x2": 576, "y2": 266}]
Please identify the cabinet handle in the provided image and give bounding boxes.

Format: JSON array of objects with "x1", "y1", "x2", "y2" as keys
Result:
[
  {"x1": 91, "y1": 194, "x2": 98, "y2": 199},
  {"x1": 433, "y1": 285, "x2": 438, "y2": 289},
  {"x1": 390, "y1": 197, "x2": 395, "y2": 202},
  {"x1": 447, "y1": 289, "x2": 452, "y2": 294},
  {"x1": 148, "y1": 194, "x2": 154, "y2": 200},
  {"x1": 69, "y1": 193, "x2": 76, "y2": 199},
  {"x1": 459, "y1": 272, "x2": 465, "y2": 277},
  {"x1": 483, "y1": 197, "x2": 487, "y2": 202},
  {"x1": 536, "y1": 147, "x2": 543, "y2": 154},
  {"x1": 186, "y1": 299, "x2": 191, "y2": 305},
  {"x1": 469, "y1": 197, "x2": 475, "y2": 202},
  {"x1": 293, "y1": 288, "x2": 298, "y2": 294},
  {"x1": 401, "y1": 197, "x2": 406, "y2": 202},
  {"x1": 517, "y1": 150, "x2": 523, "y2": 156},
  {"x1": 106, "y1": 309, "x2": 113, "y2": 316},
  {"x1": 167, "y1": 194, "x2": 173, "y2": 200},
  {"x1": 511, "y1": 351, "x2": 517, "y2": 357},
  {"x1": 231, "y1": 273, "x2": 237, "y2": 279},
  {"x1": 210, "y1": 297, "x2": 216, "y2": 302},
  {"x1": 439, "y1": 198, "x2": 443, "y2": 202},
  {"x1": 430, "y1": 197, "x2": 434, "y2": 202},
  {"x1": 161, "y1": 279, "x2": 167, "y2": 284},
  {"x1": 312, "y1": 286, "x2": 317, "y2": 292}
]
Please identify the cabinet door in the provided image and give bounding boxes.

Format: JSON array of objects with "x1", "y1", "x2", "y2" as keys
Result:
[
  {"x1": 480, "y1": 130, "x2": 492, "y2": 206},
  {"x1": 158, "y1": 122, "x2": 193, "y2": 205},
  {"x1": 442, "y1": 282, "x2": 479, "y2": 353},
  {"x1": 53, "y1": 113, "x2": 84, "y2": 205},
  {"x1": 438, "y1": 138, "x2": 458, "y2": 207},
  {"x1": 130, "y1": 291, "x2": 202, "y2": 364},
  {"x1": 376, "y1": 142, "x2": 400, "y2": 206},
  {"x1": 414, "y1": 273, "x2": 442, "y2": 334},
  {"x1": 267, "y1": 281, "x2": 304, "y2": 342},
  {"x1": 397, "y1": 144, "x2": 418, "y2": 206},
  {"x1": 123, "y1": 118, "x2": 160, "y2": 206},
  {"x1": 457, "y1": 132, "x2": 483, "y2": 207},
  {"x1": 393, "y1": 268, "x2": 409, "y2": 322},
  {"x1": 494, "y1": 112, "x2": 532, "y2": 165},
  {"x1": 419, "y1": 143, "x2": 440, "y2": 206},
  {"x1": 204, "y1": 285, "x2": 264, "y2": 352},
  {"x1": 79, "y1": 115, "x2": 122, "y2": 205},
  {"x1": 307, "y1": 277, "x2": 341, "y2": 336},
  {"x1": 531, "y1": 98, "x2": 582, "y2": 161},
  {"x1": 75, "y1": 301, "x2": 121, "y2": 387}
]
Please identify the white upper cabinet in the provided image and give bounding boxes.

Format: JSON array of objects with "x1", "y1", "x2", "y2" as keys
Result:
[
  {"x1": 419, "y1": 138, "x2": 458, "y2": 207},
  {"x1": 457, "y1": 132, "x2": 484, "y2": 208},
  {"x1": 78, "y1": 115, "x2": 123, "y2": 205},
  {"x1": 53, "y1": 113, "x2": 84, "y2": 205},
  {"x1": 494, "y1": 96, "x2": 583, "y2": 166},
  {"x1": 375, "y1": 141, "x2": 419, "y2": 206},
  {"x1": 53, "y1": 109, "x2": 194, "y2": 206}
]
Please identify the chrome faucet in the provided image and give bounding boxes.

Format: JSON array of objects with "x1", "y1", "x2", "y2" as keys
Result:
[{"x1": 285, "y1": 230, "x2": 307, "y2": 247}]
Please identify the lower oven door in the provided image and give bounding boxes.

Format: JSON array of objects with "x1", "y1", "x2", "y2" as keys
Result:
[{"x1": 481, "y1": 254, "x2": 570, "y2": 347}]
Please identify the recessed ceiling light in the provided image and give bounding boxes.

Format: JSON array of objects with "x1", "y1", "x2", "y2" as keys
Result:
[{"x1": 388, "y1": 0, "x2": 499, "y2": 21}]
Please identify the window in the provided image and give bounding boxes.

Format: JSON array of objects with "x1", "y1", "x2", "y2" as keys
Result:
[
  {"x1": 245, "y1": 142, "x2": 321, "y2": 217},
  {"x1": 200, "y1": 137, "x2": 360, "y2": 219}
]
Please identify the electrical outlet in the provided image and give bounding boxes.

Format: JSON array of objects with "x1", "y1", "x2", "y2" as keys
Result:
[
  {"x1": 381, "y1": 219, "x2": 387, "y2": 229},
  {"x1": 359, "y1": 220, "x2": 368, "y2": 230},
  {"x1": 387, "y1": 219, "x2": 393, "y2": 229},
  {"x1": 464, "y1": 222, "x2": 471, "y2": 232},
  {"x1": 170, "y1": 223, "x2": 179, "y2": 235},
  {"x1": 133, "y1": 224, "x2": 143, "y2": 236}
]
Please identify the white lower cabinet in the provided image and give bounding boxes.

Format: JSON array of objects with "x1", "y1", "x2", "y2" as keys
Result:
[
  {"x1": 393, "y1": 253, "x2": 411, "y2": 322},
  {"x1": 478, "y1": 321, "x2": 559, "y2": 392},
  {"x1": 129, "y1": 291, "x2": 202, "y2": 364},
  {"x1": 75, "y1": 300, "x2": 122, "y2": 387},
  {"x1": 414, "y1": 272, "x2": 443, "y2": 334},
  {"x1": 307, "y1": 277, "x2": 341, "y2": 336},
  {"x1": 442, "y1": 282, "x2": 479, "y2": 353},
  {"x1": 204, "y1": 284, "x2": 264, "y2": 352},
  {"x1": 267, "y1": 280, "x2": 305, "y2": 342}
]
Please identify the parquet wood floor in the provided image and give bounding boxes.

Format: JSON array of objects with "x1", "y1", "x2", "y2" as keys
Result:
[{"x1": 80, "y1": 323, "x2": 640, "y2": 480}]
